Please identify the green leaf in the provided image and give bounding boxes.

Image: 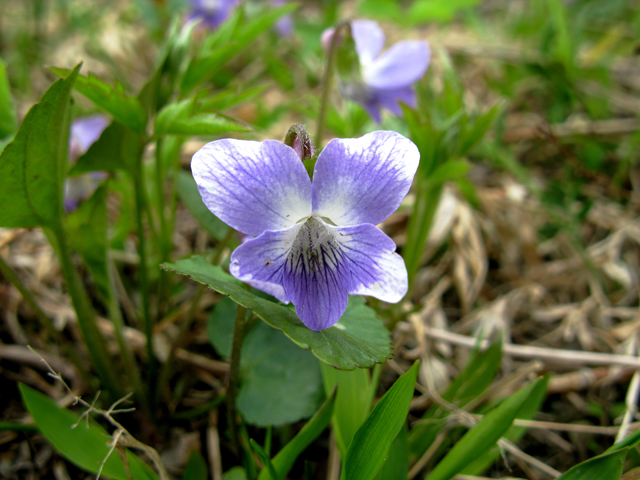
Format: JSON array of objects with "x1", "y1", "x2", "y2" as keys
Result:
[
  {"x1": 462, "y1": 374, "x2": 549, "y2": 475},
  {"x1": 200, "y1": 84, "x2": 269, "y2": 112},
  {"x1": 183, "y1": 449, "x2": 208, "y2": 480},
  {"x1": 251, "y1": 440, "x2": 280, "y2": 480},
  {"x1": 67, "y1": 183, "x2": 111, "y2": 303},
  {"x1": 409, "y1": 0, "x2": 480, "y2": 23},
  {"x1": 181, "y1": 4, "x2": 297, "y2": 93},
  {"x1": 409, "y1": 339, "x2": 502, "y2": 457},
  {"x1": 426, "y1": 376, "x2": 548, "y2": 480},
  {"x1": 238, "y1": 322, "x2": 324, "y2": 426},
  {"x1": 154, "y1": 98, "x2": 250, "y2": 136},
  {"x1": 207, "y1": 296, "x2": 237, "y2": 359},
  {"x1": 344, "y1": 361, "x2": 420, "y2": 480},
  {"x1": 71, "y1": 120, "x2": 145, "y2": 175},
  {"x1": 320, "y1": 363, "x2": 372, "y2": 457},
  {"x1": 374, "y1": 425, "x2": 409, "y2": 480},
  {"x1": 0, "y1": 60, "x2": 17, "y2": 139},
  {"x1": 257, "y1": 388, "x2": 336, "y2": 480},
  {"x1": 19, "y1": 383, "x2": 157, "y2": 480},
  {"x1": 50, "y1": 68, "x2": 147, "y2": 135},
  {"x1": 177, "y1": 170, "x2": 229, "y2": 242},
  {"x1": 162, "y1": 256, "x2": 392, "y2": 370},
  {"x1": 556, "y1": 449, "x2": 627, "y2": 480},
  {"x1": 0, "y1": 64, "x2": 79, "y2": 228},
  {"x1": 224, "y1": 467, "x2": 248, "y2": 480}
]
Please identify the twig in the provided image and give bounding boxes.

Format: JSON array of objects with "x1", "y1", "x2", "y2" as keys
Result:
[
  {"x1": 422, "y1": 327, "x2": 640, "y2": 369},
  {"x1": 27, "y1": 347, "x2": 170, "y2": 480},
  {"x1": 408, "y1": 428, "x2": 450, "y2": 480},
  {"x1": 615, "y1": 342, "x2": 640, "y2": 444},
  {"x1": 207, "y1": 410, "x2": 223, "y2": 480}
]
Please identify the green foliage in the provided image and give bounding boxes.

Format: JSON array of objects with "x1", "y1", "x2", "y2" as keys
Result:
[
  {"x1": 66, "y1": 183, "x2": 111, "y2": 303},
  {"x1": 162, "y1": 256, "x2": 392, "y2": 370},
  {"x1": 257, "y1": 389, "x2": 336, "y2": 480},
  {"x1": 321, "y1": 363, "x2": 373, "y2": 456},
  {"x1": 238, "y1": 322, "x2": 324, "y2": 427},
  {"x1": 0, "y1": 65, "x2": 79, "y2": 228},
  {"x1": 374, "y1": 425, "x2": 409, "y2": 480},
  {"x1": 19, "y1": 384, "x2": 157, "y2": 480},
  {"x1": 183, "y1": 449, "x2": 208, "y2": 480},
  {"x1": 71, "y1": 120, "x2": 145, "y2": 175},
  {"x1": 556, "y1": 449, "x2": 627, "y2": 480},
  {"x1": 177, "y1": 169, "x2": 230, "y2": 241},
  {"x1": 343, "y1": 361, "x2": 420, "y2": 480},
  {"x1": 426, "y1": 376, "x2": 549, "y2": 480},
  {"x1": 409, "y1": 338, "x2": 503, "y2": 459},
  {"x1": 50, "y1": 67, "x2": 147, "y2": 135},
  {"x1": 154, "y1": 98, "x2": 250, "y2": 136},
  {"x1": 358, "y1": 0, "x2": 480, "y2": 24},
  {"x1": 0, "y1": 60, "x2": 17, "y2": 140},
  {"x1": 207, "y1": 296, "x2": 238, "y2": 359}
]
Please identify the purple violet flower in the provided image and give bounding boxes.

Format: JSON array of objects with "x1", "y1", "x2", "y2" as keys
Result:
[
  {"x1": 271, "y1": 0, "x2": 293, "y2": 37},
  {"x1": 65, "y1": 115, "x2": 109, "y2": 212},
  {"x1": 186, "y1": 0, "x2": 239, "y2": 30},
  {"x1": 192, "y1": 131, "x2": 419, "y2": 330},
  {"x1": 325, "y1": 20, "x2": 430, "y2": 123}
]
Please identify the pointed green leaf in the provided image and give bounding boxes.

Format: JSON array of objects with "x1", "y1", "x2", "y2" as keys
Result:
[
  {"x1": 251, "y1": 440, "x2": 280, "y2": 480},
  {"x1": 238, "y1": 322, "x2": 324, "y2": 426},
  {"x1": 155, "y1": 98, "x2": 250, "y2": 136},
  {"x1": 409, "y1": 339, "x2": 502, "y2": 457},
  {"x1": 321, "y1": 363, "x2": 372, "y2": 457},
  {"x1": 257, "y1": 388, "x2": 336, "y2": 480},
  {"x1": 0, "y1": 60, "x2": 17, "y2": 139},
  {"x1": 374, "y1": 425, "x2": 409, "y2": 480},
  {"x1": 0, "y1": 65, "x2": 79, "y2": 228},
  {"x1": 50, "y1": 68, "x2": 147, "y2": 135},
  {"x1": 426, "y1": 376, "x2": 548, "y2": 480},
  {"x1": 344, "y1": 361, "x2": 420, "y2": 480},
  {"x1": 556, "y1": 449, "x2": 627, "y2": 480},
  {"x1": 162, "y1": 256, "x2": 392, "y2": 370},
  {"x1": 19, "y1": 383, "x2": 157, "y2": 480},
  {"x1": 183, "y1": 449, "x2": 208, "y2": 480}
]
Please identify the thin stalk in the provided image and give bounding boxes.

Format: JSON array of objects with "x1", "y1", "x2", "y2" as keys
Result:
[
  {"x1": 155, "y1": 227, "x2": 236, "y2": 398},
  {"x1": 107, "y1": 257, "x2": 147, "y2": 414},
  {"x1": 315, "y1": 22, "x2": 349, "y2": 147},
  {"x1": 0, "y1": 252, "x2": 90, "y2": 383},
  {"x1": 133, "y1": 172, "x2": 156, "y2": 406},
  {"x1": 46, "y1": 227, "x2": 121, "y2": 396},
  {"x1": 227, "y1": 305, "x2": 248, "y2": 454}
]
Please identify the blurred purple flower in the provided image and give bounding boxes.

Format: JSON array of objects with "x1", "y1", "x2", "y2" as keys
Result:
[
  {"x1": 186, "y1": 0, "x2": 239, "y2": 30},
  {"x1": 271, "y1": 0, "x2": 293, "y2": 37},
  {"x1": 192, "y1": 131, "x2": 419, "y2": 330},
  {"x1": 65, "y1": 115, "x2": 109, "y2": 212},
  {"x1": 325, "y1": 20, "x2": 430, "y2": 123}
]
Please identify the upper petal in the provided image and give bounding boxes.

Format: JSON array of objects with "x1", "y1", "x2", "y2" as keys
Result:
[
  {"x1": 371, "y1": 85, "x2": 416, "y2": 116},
  {"x1": 282, "y1": 217, "x2": 350, "y2": 331},
  {"x1": 312, "y1": 131, "x2": 420, "y2": 226},
  {"x1": 230, "y1": 226, "x2": 301, "y2": 303},
  {"x1": 192, "y1": 139, "x2": 312, "y2": 236},
  {"x1": 364, "y1": 41, "x2": 430, "y2": 90},
  {"x1": 337, "y1": 223, "x2": 408, "y2": 302},
  {"x1": 351, "y1": 20, "x2": 385, "y2": 66}
]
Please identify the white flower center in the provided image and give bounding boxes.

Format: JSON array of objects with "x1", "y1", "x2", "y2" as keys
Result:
[{"x1": 286, "y1": 217, "x2": 342, "y2": 275}]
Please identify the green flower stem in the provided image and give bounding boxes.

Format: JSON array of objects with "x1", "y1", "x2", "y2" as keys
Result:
[
  {"x1": 0, "y1": 252, "x2": 90, "y2": 383},
  {"x1": 133, "y1": 172, "x2": 156, "y2": 407},
  {"x1": 46, "y1": 226, "x2": 121, "y2": 396},
  {"x1": 227, "y1": 304, "x2": 248, "y2": 455},
  {"x1": 316, "y1": 21, "x2": 350, "y2": 148},
  {"x1": 107, "y1": 257, "x2": 147, "y2": 414}
]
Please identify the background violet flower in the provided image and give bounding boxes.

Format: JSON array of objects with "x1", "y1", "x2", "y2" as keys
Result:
[
  {"x1": 192, "y1": 131, "x2": 419, "y2": 330},
  {"x1": 327, "y1": 20, "x2": 430, "y2": 123},
  {"x1": 65, "y1": 115, "x2": 109, "y2": 212},
  {"x1": 186, "y1": 0, "x2": 239, "y2": 30}
]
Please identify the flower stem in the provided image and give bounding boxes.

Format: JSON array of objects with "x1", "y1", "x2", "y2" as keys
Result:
[
  {"x1": 133, "y1": 173, "x2": 156, "y2": 408},
  {"x1": 46, "y1": 226, "x2": 121, "y2": 396},
  {"x1": 315, "y1": 21, "x2": 349, "y2": 148},
  {"x1": 227, "y1": 304, "x2": 248, "y2": 455}
]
